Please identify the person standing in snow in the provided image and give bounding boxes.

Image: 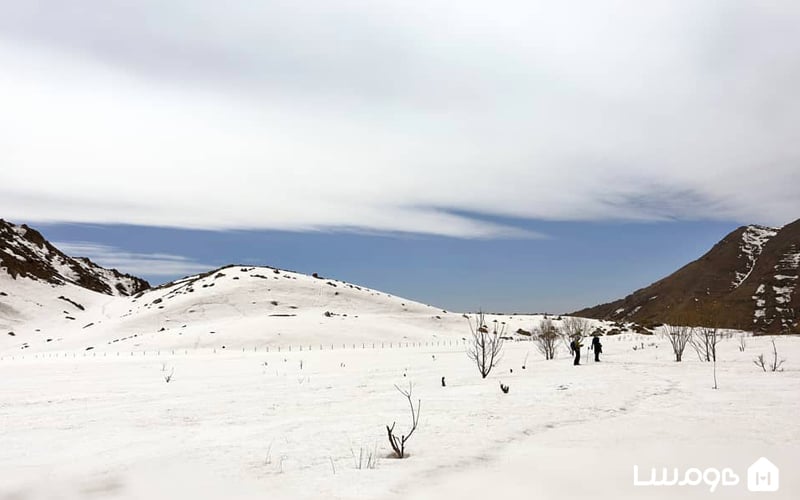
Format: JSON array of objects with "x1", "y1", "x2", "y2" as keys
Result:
[
  {"x1": 571, "y1": 336, "x2": 583, "y2": 365},
  {"x1": 590, "y1": 335, "x2": 602, "y2": 362}
]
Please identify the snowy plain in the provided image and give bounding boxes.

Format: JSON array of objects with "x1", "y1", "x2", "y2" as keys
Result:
[
  {"x1": 1, "y1": 332, "x2": 799, "y2": 499},
  {"x1": 2, "y1": 266, "x2": 799, "y2": 499}
]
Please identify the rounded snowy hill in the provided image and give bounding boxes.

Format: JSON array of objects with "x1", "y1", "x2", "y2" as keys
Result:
[
  {"x1": 4, "y1": 265, "x2": 474, "y2": 353},
  {"x1": 2, "y1": 220, "x2": 618, "y2": 354}
]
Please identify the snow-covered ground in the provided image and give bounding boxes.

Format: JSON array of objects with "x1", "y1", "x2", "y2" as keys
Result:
[
  {"x1": 3, "y1": 256, "x2": 799, "y2": 499},
  {"x1": 2, "y1": 333, "x2": 798, "y2": 499}
]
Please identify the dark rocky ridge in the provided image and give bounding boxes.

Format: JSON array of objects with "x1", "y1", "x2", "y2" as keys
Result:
[
  {"x1": 0, "y1": 219, "x2": 150, "y2": 296},
  {"x1": 573, "y1": 219, "x2": 800, "y2": 334}
]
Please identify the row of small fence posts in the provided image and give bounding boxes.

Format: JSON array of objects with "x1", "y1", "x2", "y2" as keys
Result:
[{"x1": 0, "y1": 339, "x2": 466, "y2": 361}]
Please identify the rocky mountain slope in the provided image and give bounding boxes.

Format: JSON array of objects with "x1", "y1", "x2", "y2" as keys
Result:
[
  {"x1": 1, "y1": 219, "x2": 149, "y2": 296},
  {"x1": 573, "y1": 219, "x2": 800, "y2": 333},
  {"x1": 1, "y1": 219, "x2": 151, "y2": 343}
]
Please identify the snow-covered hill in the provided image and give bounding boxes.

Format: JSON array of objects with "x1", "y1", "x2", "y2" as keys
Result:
[
  {"x1": 2, "y1": 219, "x2": 643, "y2": 354},
  {"x1": 1, "y1": 219, "x2": 151, "y2": 345},
  {"x1": 1, "y1": 255, "x2": 456, "y2": 352},
  {"x1": 48, "y1": 264, "x2": 468, "y2": 353},
  {"x1": 5, "y1": 261, "x2": 622, "y2": 354}
]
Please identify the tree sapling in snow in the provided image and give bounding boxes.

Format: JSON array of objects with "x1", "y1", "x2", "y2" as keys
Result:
[
  {"x1": 534, "y1": 319, "x2": 559, "y2": 360},
  {"x1": 754, "y1": 339, "x2": 786, "y2": 372},
  {"x1": 466, "y1": 311, "x2": 505, "y2": 378},
  {"x1": 386, "y1": 383, "x2": 421, "y2": 459},
  {"x1": 664, "y1": 324, "x2": 692, "y2": 362}
]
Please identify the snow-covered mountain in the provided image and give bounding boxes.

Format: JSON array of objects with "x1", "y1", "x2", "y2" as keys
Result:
[
  {"x1": 0, "y1": 219, "x2": 149, "y2": 296},
  {"x1": 1, "y1": 219, "x2": 152, "y2": 345},
  {"x1": 573, "y1": 218, "x2": 800, "y2": 334},
  {"x1": 1, "y1": 219, "x2": 662, "y2": 354},
  {"x1": 1, "y1": 220, "x2": 483, "y2": 353}
]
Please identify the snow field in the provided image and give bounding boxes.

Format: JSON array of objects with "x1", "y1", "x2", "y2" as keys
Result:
[{"x1": 1, "y1": 334, "x2": 799, "y2": 499}]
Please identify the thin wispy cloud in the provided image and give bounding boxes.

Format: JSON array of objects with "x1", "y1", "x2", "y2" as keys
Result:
[
  {"x1": 54, "y1": 241, "x2": 213, "y2": 277},
  {"x1": 1, "y1": 1, "x2": 798, "y2": 236}
]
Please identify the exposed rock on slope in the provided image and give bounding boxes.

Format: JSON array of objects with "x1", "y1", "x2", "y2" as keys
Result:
[
  {"x1": 573, "y1": 219, "x2": 800, "y2": 334},
  {"x1": 0, "y1": 219, "x2": 149, "y2": 296}
]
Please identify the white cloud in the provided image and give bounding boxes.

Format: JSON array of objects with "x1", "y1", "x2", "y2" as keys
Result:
[
  {"x1": 1, "y1": 0, "x2": 798, "y2": 236},
  {"x1": 54, "y1": 241, "x2": 213, "y2": 277}
]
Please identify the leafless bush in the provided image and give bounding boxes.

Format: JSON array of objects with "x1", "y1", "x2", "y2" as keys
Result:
[
  {"x1": 386, "y1": 383, "x2": 421, "y2": 459},
  {"x1": 561, "y1": 317, "x2": 589, "y2": 351},
  {"x1": 664, "y1": 324, "x2": 692, "y2": 362},
  {"x1": 534, "y1": 319, "x2": 559, "y2": 360},
  {"x1": 691, "y1": 327, "x2": 721, "y2": 362},
  {"x1": 562, "y1": 317, "x2": 590, "y2": 338},
  {"x1": 688, "y1": 326, "x2": 722, "y2": 389},
  {"x1": 754, "y1": 339, "x2": 785, "y2": 372},
  {"x1": 500, "y1": 383, "x2": 509, "y2": 394},
  {"x1": 466, "y1": 312, "x2": 505, "y2": 378},
  {"x1": 738, "y1": 334, "x2": 747, "y2": 352},
  {"x1": 163, "y1": 367, "x2": 174, "y2": 383}
]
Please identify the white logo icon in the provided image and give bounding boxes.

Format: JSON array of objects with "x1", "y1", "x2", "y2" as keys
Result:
[{"x1": 748, "y1": 457, "x2": 779, "y2": 492}]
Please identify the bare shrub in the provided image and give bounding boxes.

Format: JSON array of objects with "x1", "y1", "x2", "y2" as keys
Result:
[
  {"x1": 386, "y1": 383, "x2": 421, "y2": 459},
  {"x1": 738, "y1": 334, "x2": 747, "y2": 352},
  {"x1": 561, "y1": 317, "x2": 589, "y2": 351},
  {"x1": 534, "y1": 319, "x2": 559, "y2": 360},
  {"x1": 687, "y1": 326, "x2": 722, "y2": 389},
  {"x1": 755, "y1": 339, "x2": 785, "y2": 372},
  {"x1": 690, "y1": 326, "x2": 721, "y2": 362},
  {"x1": 754, "y1": 354, "x2": 767, "y2": 372},
  {"x1": 664, "y1": 324, "x2": 692, "y2": 362},
  {"x1": 689, "y1": 326, "x2": 722, "y2": 389},
  {"x1": 466, "y1": 312, "x2": 505, "y2": 378},
  {"x1": 164, "y1": 367, "x2": 174, "y2": 383}
]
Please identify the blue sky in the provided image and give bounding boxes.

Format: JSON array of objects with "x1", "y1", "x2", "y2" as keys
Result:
[{"x1": 35, "y1": 218, "x2": 740, "y2": 313}]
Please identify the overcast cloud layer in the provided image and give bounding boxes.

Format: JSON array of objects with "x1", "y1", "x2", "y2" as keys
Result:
[{"x1": 1, "y1": 1, "x2": 799, "y2": 237}]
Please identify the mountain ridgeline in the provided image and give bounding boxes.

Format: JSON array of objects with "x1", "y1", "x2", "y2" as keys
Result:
[
  {"x1": 2, "y1": 217, "x2": 799, "y2": 339},
  {"x1": 572, "y1": 219, "x2": 800, "y2": 334},
  {"x1": 1, "y1": 218, "x2": 465, "y2": 354},
  {"x1": 0, "y1": 219, "x2": 149, "y2": 296}
]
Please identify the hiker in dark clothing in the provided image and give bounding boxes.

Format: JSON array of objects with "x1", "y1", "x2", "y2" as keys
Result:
[
  {"x1": 590, "y1": 335, "x2": 602, "y2": 362},
  {"x1": 571, "y1": 336, "x2": 583, "y2": 365}
]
